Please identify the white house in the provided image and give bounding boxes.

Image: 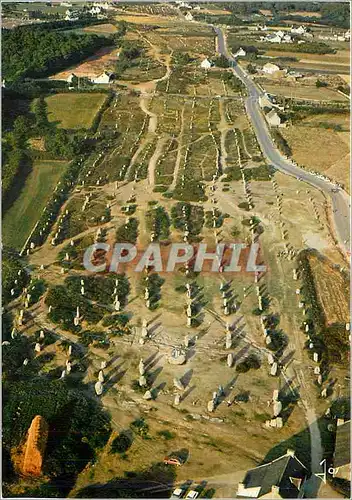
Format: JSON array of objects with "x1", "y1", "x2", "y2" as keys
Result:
[
  {"x1": 92, "y1": 72, "x2": 113, "y2": 84},
  {"x1": 282, "y1": 34, "x2": 292, "y2": 43},
  {"x1": 66, "y1": 73, "x2": 77, "y2": 83},
  {"x1": 89, "y1": 6, "x2": 102, "y2": 15},
  {"x1": 193, "y1": 5, "x2": 201, "y2": 10},
  {"x1": 233, "y1": 47, "x2": 246, "y2": 58},
  {"x1": 262, "y1": 63, "x2": 280, "y2": 75},
  {"x1": 266, "y1": 109, "x2": 281, "y2": 127},
  {"x1": 291, "y1": 25, "x2": 306, "y2": 35},
  {"x1": 264, "y1": 33, "x2": 282, "y2": 43},
  {"x1": 200, "y1": 58, "x2": 213, "y2": 70},
  {"x1": 185, "y1": 12, "x2": 193, "y2": 21}
]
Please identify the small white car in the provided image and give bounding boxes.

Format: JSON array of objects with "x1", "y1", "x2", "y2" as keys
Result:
[
  {"x1": 185, "y1": 491, "x2": 199, "y2": 499},
  {"x1": 171, "y1": 488, "x2": 184, "y2": 499}
]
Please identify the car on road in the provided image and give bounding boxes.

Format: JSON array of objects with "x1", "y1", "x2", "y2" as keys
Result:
[{"x1": 185, "y1": 490, "x2": 199, "y2": 499}]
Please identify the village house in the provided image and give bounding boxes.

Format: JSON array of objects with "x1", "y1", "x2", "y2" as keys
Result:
[
  {"x1": 200, "y1": 58, "x2": 213, "y2": 70},
  {"x1": 290, "y1": 25, "x2": 306, "y2": 35},
  {"x1": 185, "y1": 12, "x2": 194, "y2": 21},
  {"x1": 236, "y1": 449, "x2": 308, "y2": 498},
  {"x1": 266, "y1": 109, "x2": 281, "y2": 127},
  {"x1": 333, "y1": 419, "x2": 351, "y2": 481},
  {"x1": 262, "y1": 62, "x2": 281, "y2": 75},
  {"x1": 92, "y1": 71, "x2": 113, "y2": 84},
  {"x1": 261, "y1": 30, "x2": 292, "y2": 44},
  {"x1": 233, "y1": 47, "x2": 246, "y2": 58}
]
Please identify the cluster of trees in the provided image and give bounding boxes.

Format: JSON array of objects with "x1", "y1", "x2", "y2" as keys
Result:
[
  {"x1": 2, "y1": 115, "x2": 32, "y2": 208},
  {"x1": 272, "y1": 129, "x2": 292, "y2": 157},
  {"x1": 115, "y1": 40, "x2": 144, "y2": 77},
  {"x1": 3, "y1": 25, "x2": 112, "y2": 82},
  {"x1": 172, "y1": 51, "x2": 192, "y2": 67},
  {"x1": 171, "y1": 202, "x2": 204, "y2": 237},
  {"x1": 145, "y1": 206, "x2": 170, "y2": 241},
  {"x1": 2, "y1": 252, "x2": 28, "y2": 307},
  {"x1": 116, "y1": 217, "x2": 139, "y2": 244}
]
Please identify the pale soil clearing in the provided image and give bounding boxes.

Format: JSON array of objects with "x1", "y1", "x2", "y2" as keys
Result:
[{"x1": 50, "y1": 46, "x2": 119, "y2": 80}]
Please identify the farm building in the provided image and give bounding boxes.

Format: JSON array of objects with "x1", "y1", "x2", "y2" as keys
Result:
[
  {"x1": 290, "y1": 25, "x2": 306, "y2": 35},
  {"x1": 333, "y1": 419, "x2": 350, "y2": 481},
  {"x1": 259, "y1": 94, "x2": 273, "y2": 109},
  {"x1": 266, "y1": 109, "x2": 281, "y2": 127},
  {"x1": 261, "y1": 30, "x2": 292, "y2": 44},
  {"x1": 92, "y1": 72, "x2": 113, "y2": 84},
  {"x1": 200, "y1": 58, "x2": 213, "y2": 70},
  {"x1": 236, "y1": 449, "x2": 308, "y2": 498},
  {"x1": 233, "y1": 47, "x2": 246, "y2": 58},
  {"x1": 262, "y1": 63, "x2": 280, "y2": 75}
]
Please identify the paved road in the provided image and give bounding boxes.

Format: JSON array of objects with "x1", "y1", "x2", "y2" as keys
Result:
[{"x1": 214, "y1": 26, "x2": 350, "y2": 256}]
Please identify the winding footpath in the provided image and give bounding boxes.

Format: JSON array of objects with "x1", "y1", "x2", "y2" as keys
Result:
[{"x1": 214, "y1": 26, "x2": 350, "y2": 258}]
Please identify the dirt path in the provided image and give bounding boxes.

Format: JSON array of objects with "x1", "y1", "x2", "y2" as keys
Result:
[
  {"x1": 140, "y1": 95, "x2": 158, "y2": 133},
  {"x1": 148, "y1": 135, "x2": 169, "y2": 186},
  {"x1": 170, "y1": 104, "x2": 185, "y2": 190},
  {"x1": 218, "y1": 99, "x2": 231, "y2": 173}
]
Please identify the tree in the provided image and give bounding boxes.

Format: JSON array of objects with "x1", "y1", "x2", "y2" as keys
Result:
[
  {"x1": 316, "y1": 79, "x2": 328, "y2": 88},
  {"x1": 215, "y1": 54, "x2": 229, "y2": 68},
  {"x1": 247, "y1": 63, "x2": 256, "y2": 74}
]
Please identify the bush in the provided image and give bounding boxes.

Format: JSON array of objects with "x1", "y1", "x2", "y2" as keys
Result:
[{"x1": 110, "y1": 430, "x2": 133, "y2": 454}]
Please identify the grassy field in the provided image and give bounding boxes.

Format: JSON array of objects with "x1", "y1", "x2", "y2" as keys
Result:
[
  {"x1": 2, "y1": 160, "x2": 68, "y2": 250},
  {"x1": 45, "y1": 93, "x2": 107, "y2": 129}
]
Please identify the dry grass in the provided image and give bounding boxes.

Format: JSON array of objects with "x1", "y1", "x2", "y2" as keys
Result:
[
  {"x1": 308, "y1": 254, "x2": 350, "y2": 324},
  {"x1": 114, "y1": 14, "x2": 178, "y2": 25},
  {"x1": 263, "y1": 84, "x2": 348, "y2": 102},
  {"x1": 339, "y1": 74, "x2": 350, "y2": 85},
  {"x1": 290, "y1": 11, "x2": 322, "y2": 17},
  {"x1": 265, "y1": 49, "x2": 350, "y2": 67},
  {"x1": 281, "y1": 126, "x2": 350, "y2": 191},
  {"x1": 83, "y1": 23, "x2": 118, "y2": 34}
]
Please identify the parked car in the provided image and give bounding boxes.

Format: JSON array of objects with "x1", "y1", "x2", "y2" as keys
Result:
[
  {"x1": 170, "y1": 488, "x2": 185, "y2": 498},
  {"x1": 163, "y1": 456, "x2": 183, "y2": 466},
  {"x1": 185, "y1": 490, "x2": 199, "y2": 499}
]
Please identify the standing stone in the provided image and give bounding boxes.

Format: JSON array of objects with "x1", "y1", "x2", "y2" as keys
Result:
[
  {"x1": 143, "y1": 390, "x2": 153, "y2": 400},
  {"x1": 98, "y1": 370, "x2": 104, "y2": 382},
  {"x1": 270, "y1": 362, "x2": 278, "y2": 376},
  {"x1": 207, "y1": 400, "x2": 215, "y2": 412},
  {"x1": 174, "y1": 394, "x2": 181, "y2": 406},
  {"x1": 95, "y1": 381, "x2": 103, "y2": 396},
  {"x1": 227, "y1": 353, "x2": 233, "y2": 367},
  {"x1": 273, "y1": 401, "x2": 282, "y2": 417}
]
